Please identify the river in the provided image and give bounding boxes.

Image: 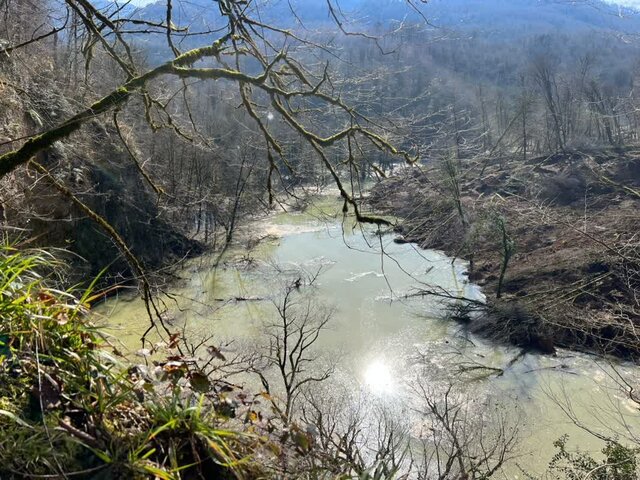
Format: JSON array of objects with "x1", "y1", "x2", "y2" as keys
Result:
[{"x1": 97, "y1": 196, "x2": 640, "y2": 477}]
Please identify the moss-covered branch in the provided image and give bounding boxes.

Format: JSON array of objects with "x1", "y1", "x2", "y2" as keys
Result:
[{"x1": 0, "y1": 35, "x2": 230, "y2": 178}]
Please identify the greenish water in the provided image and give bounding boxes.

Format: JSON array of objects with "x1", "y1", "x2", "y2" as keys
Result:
[{"x1": 97, "y1": 198, "x2": 640, "y2": 476}]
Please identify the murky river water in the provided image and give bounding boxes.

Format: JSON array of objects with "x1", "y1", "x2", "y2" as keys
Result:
[{"x1": 97, "y1": 197, "x2": 640, "y2": 476}]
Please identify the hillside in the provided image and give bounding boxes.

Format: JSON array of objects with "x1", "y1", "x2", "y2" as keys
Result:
[
  {"x1": 3, "y1": 0, "x2": 640, "y2": 478},
  {"x1": 129, "y1": 0, "x2": 640, "y2": 33}
]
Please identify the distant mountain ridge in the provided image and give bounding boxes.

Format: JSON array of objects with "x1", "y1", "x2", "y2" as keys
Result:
[
  {"x1": 126, "y1": 0, "x2": 640, "y2": 35},
  {"x1": 106, "y1": 0, "x2": 640, "y2": 65}
]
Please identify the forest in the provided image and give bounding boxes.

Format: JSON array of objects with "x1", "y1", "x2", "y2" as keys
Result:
[{"x1": 1, "y1": 0, "x2": 640, "y2": 478}]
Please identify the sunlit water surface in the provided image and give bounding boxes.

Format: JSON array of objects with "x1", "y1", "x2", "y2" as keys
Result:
[{"x1": 97, "y1": 199, "x2": 640, "y2": 476}]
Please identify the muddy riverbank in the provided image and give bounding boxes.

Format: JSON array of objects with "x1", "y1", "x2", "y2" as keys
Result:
[{"x1": 369, "y1": 148, "x2": 640, "y2": 359}]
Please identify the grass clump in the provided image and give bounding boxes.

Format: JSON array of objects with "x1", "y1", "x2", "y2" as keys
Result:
[{"x1": 0, "y1": 245, "x2": 254, "y2": 479}]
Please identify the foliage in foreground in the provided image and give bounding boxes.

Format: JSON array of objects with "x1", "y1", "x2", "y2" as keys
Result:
[{"x1": 0, "y1": 245, "x2": 259, "y2": 479}]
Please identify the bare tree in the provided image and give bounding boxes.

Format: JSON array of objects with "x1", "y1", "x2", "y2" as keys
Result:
[
  {"x1": 532, "y1": 53, "x2": 566, "y2": 152},
  {"x1": 412, "y1": 381, "x2": 520, "y2": 480},
  {"x1": 300, "y1": 386, "x2": 410, "y2": 478},
  {"x1": 255, "y1": 280, "x2": 334, "y2": 420}
]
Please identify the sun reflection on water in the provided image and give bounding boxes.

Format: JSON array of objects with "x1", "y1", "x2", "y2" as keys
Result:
[{"x1": 363, "y1": 360, "x2": 395, "y2": 394}]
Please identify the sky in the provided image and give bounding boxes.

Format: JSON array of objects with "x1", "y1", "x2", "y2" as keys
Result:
[{"x1": 603, "y1": 0, "x2": 640, "y2": 7}]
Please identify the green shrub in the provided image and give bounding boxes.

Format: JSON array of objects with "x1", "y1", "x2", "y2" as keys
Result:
[
  {"x1": 549, "y1": 435, "x2": 639, "y2": 480},
  {"x1": 0, "y1": 245, "x2": 250, "y2": 479}
]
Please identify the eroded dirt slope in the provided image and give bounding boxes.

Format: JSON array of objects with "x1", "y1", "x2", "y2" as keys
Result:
[{"x1": 370, "y1": 149, "x2": 640, "y2": 358}]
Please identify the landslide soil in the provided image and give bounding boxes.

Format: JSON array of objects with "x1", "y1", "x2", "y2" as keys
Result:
[{"x1": 370, "y1": 149, "x2": 640, "y2": 359}]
